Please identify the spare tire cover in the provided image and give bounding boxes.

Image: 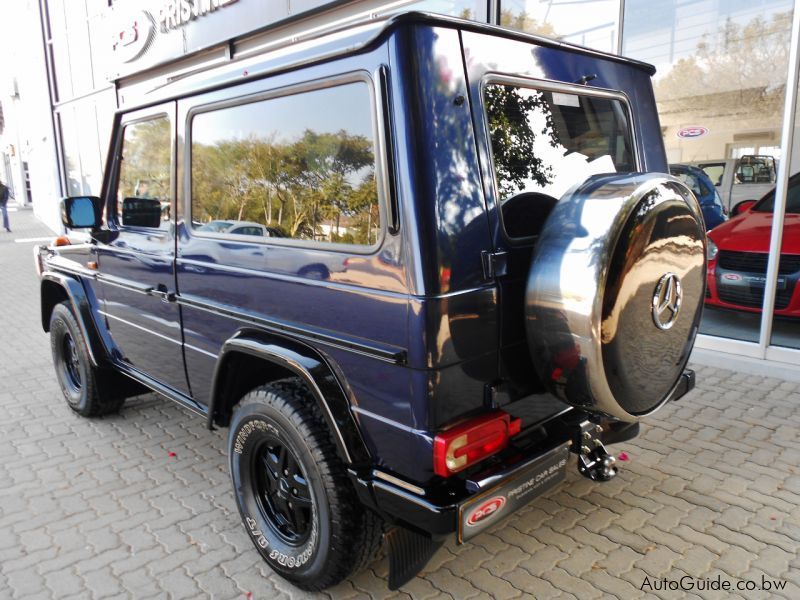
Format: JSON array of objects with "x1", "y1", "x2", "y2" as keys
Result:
[{"x1": 525, "y1": 173, "x2": 705, "y2": 422}]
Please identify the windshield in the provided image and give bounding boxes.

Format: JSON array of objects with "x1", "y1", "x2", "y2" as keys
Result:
[
  {"x1": 484, "y1": 82, "x2": 635, "y2": 238},
  {"x1": 752, "y1": 174, "x2": 800, "y2": 214}
]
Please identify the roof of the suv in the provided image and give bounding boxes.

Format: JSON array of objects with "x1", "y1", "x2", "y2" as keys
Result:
[{"x1": 130, "y1": 11, "x2": 656, "y2": 111}]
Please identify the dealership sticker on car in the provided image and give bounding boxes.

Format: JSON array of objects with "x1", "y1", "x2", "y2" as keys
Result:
[
  {"x1": 721, "y1": 273, "x2": 787, "y2": 290},
  {"x1": 458, "y1": 442, "x2": 570, "y2": 542}
]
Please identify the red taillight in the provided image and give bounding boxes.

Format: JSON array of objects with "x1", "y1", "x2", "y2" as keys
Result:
[{"x1": 433, "y1": 411, "x2": 522, "y2": 477}]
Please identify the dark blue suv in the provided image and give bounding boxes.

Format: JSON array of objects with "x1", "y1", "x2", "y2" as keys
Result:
[{"x1": 37, "y1": 12, "x2": 705, "y2": 591}]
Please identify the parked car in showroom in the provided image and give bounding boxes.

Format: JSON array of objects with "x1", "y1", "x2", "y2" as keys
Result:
[
  {"x1": 196, "y1": 219, "x2": 287, "y2": 237},
  {"x1": 669, "y1": 163, "x2": 727, "y2": 230},
  {"x1": 706, "y1": 172, "x2": 800, "y2": 316},
  {"x1": 35, "y1": 12, "x2": 705, "y2": 592},
  {"x1": 693, "y1": 155, "x2": 778, "y2": 212}
]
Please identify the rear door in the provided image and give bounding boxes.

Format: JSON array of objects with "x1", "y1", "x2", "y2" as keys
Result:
[
  {"x1": 462, "y1": 31, "x2": 650, "y2": 398},
  {"x1": 96, "y1": 103, "x2": 192, "y2": 398}
]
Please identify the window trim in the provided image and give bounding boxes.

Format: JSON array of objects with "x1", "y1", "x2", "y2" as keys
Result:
[
  {"x1": 110, "y1": 109, "x2": 174, "y2": 232},
  {"x1": 185, "y1": 71, "x2": 387, "y2": 255},
  {"x1": 480, "y1": 74, "x2": 640, "y2": 245}
]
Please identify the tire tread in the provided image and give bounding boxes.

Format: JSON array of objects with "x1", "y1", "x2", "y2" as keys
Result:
[
  {"x1": 50, "y1": 302, "x2": 123, "y2": 417},
  {"x1": 236, "y1": 378, "x2": 384, "y2": 590}
]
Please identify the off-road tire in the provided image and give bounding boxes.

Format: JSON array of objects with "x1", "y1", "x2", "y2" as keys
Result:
[
  {"x1": 228, "y1": 378, "x2": 384, "y2": 590},
  {"x1": 49, "y1": 301, "x2": 123, "y2": 417}
]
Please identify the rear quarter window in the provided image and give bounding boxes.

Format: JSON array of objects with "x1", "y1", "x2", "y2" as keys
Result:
[{"x1": 189, "y1": 80, "x2": 381, "y2": 248}]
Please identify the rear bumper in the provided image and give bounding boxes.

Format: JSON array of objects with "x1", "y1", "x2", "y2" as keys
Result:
[{"x1": 352, "y1": 370, "x2": 694, "y2": 539}]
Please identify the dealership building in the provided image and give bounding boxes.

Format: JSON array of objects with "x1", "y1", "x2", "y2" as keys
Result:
[{"x1": 1, "y1": 0, "x2": 799, "y2": 373}]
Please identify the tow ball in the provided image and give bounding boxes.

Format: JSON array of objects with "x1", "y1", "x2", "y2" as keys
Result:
[{"x1": 574, "y1": 421, "x2": 618, "y2": 481}]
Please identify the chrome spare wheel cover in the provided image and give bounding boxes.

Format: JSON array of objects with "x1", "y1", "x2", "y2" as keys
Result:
[{"x1": 526, "y1": 173, "x2": 706, "y2": 422}]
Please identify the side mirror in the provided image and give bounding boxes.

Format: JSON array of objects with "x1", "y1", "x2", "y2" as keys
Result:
[
  {"x1": 122, "y1": 197, "x2": 162, "y2": 228},
  {"x1": 61, "y1": 196, "x2": 103, "y2": 229},
  {"x1": 731, "y1": 199, "x2": 757, "y2": 216}
]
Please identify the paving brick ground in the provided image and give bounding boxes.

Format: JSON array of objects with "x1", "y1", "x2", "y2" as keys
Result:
[{"x1": 1, "y1": 208, "x2": 799, "y2": 599}]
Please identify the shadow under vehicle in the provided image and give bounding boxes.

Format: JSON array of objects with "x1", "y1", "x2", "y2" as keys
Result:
[{"x1": 36, "y1": 12, "x2": 705, "y2": 592}]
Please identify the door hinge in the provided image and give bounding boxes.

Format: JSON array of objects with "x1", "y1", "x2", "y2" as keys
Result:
[{"x1": 481, "y1": 250, "x2": 508, "y2": 280}]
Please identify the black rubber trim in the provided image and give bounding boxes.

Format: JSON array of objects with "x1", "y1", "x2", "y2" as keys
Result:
[
  {"x1": 179, "y1": 294, "x2": 407, "y2": 365},
  {"x1": 666, "y1": 369, "x2": 695, "y2": 403},
  {"x1": 386, "y1": 526, "x2": 443, "y2": 590},
  {"x1": 209, "y1": 332, "x2": 372, "y2": 466},
  {"x1": 40, "y1": 271, "x2": 108, "y2": 367},
  {"x1": 114, "y1": 362, "x2": 206, "y2": 417}
]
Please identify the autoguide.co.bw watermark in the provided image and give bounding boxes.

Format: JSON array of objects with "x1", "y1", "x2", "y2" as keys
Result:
[{"x1": 641, "y1": 574, "x2": 787, "y2": 593}]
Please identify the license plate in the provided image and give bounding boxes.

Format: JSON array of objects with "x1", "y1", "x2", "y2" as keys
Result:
[{"x1": 458, "y1": 442, "x2": 569, "y2": 542}]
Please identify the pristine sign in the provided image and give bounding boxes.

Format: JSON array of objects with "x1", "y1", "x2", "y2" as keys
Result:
[
  {"x1": 158, "y1": 0, "x2": 239, "y2": 32},
  {"x1": 458, "y1": 443, "x2": 569, "y2": 542},
  {"x1": 107, "y1": 0, "x2": 337, "y2": 83}
]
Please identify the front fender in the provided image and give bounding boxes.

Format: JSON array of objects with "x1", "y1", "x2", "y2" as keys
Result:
[
  {"x1": 40, "y1": 271, "x2": 109, "y2": 368},
  {"x1": 209, "y1": 330, "x2": 371, "y2": 467}
]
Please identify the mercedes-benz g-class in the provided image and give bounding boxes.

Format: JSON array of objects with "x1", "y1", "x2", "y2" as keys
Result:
[{"x1": 36, "y1": 12, "x2": 704, "y2": 591}]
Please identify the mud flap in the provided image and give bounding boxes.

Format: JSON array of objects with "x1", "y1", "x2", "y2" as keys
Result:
[{"x1": 386, "y1": 526, "x2": 443, "y2": 590}]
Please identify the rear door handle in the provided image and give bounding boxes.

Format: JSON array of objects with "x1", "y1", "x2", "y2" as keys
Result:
[{"x1": 151, "y1": 283, "x2": 176, "y2": 303}]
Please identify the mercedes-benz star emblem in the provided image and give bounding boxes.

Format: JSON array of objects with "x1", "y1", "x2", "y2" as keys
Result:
[{"x1": 652, "y1": 272, "x2": 682, "y2": 330}]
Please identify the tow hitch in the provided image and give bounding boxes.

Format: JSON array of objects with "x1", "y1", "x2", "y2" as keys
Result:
[{"x1": 575, "y1": 421, "x2": 618, "y2": 481}]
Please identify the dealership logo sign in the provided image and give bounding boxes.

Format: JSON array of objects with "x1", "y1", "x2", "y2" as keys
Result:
[
  {"x1": 677, "y1": 126, "x2": 709, "y2": 139},
  {"x1": 111, "y1": 1, "x2": 238, "y2": 63},
  {"x1": 466, "y1": 496, "x2": 506, "y2": 526},
  {"x1": 111, "y1": 11, "x2": 156, "y2": 63},
  {"x1": 158, "y1": 0, "x2": 238, "y2": 32}
]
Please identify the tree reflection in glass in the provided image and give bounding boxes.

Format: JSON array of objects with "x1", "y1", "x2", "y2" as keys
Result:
[
  {"x1": 191, "y1": 82, "x2": 379, "y2": 246},
  {"x1": 484, "y1": 83, "x2": 634, "y2": 238}
]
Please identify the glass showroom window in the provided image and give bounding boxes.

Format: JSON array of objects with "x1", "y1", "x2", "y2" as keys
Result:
[
  {"x1": 56, "y1": 89, "x2": 116, "y2": 198},
  {"x1": 499, "y1": 0, "x2": 621, "y2": 53},
  {"x1": 381, "y1": 0, "x2": 488, "y2": 20},
  {"x1": 623, "y1": 0, "x2": 795, "y2": 346},
  {"x1": 770, "y1": 59, "x2": 800, "y2": 354}
]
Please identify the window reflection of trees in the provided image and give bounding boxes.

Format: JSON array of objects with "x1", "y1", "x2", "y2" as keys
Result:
[
  {"x1": 485, "y1": 84, "x2": 559, "y2": 200},
  {"x1": 485, "y1": 84, "x2": 634, "y2": 202},
  {"x1": 119, "y1": 118, "x2": 171, "y2": 201},
  {"x1": 191, "y1": 97, "x2": 379, "y2": 246},
  {"x1": 117, "y1": 117, "x2": 171, "y2": 228}
]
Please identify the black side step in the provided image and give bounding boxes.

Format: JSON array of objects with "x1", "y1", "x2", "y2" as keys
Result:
[{"x1": 386, "y1": 526, "x2": 443, "y2": 590}]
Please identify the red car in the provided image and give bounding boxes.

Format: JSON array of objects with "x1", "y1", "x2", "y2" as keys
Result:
[{"x1": 705, "y1": 172, "x2": 800, "y2": 316}]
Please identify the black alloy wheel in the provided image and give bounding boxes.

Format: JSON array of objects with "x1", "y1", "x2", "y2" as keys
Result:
[
  {"x1": 228, "y1": 378, "x2": 384, "y2": 590},
  {"x1": 253, "y1": 435, "x2": 313, "y2": 546},
  {"x1": 50, "y1": 301, "x2": 124, "y2": 417},
  {"x1": 61, "y1": 331, "x2": 82, "y2": 393}
]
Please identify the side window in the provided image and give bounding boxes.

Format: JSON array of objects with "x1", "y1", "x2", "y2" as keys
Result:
[
  {"x1": 116, "y1": 116, "x2": 171, "y2": 229},
  {"x1": 190, "y1": 81, "x2": 380, "y2": 247},
  {"x1": 484, "y1": 83, "x2": 635, "y2": 239}
]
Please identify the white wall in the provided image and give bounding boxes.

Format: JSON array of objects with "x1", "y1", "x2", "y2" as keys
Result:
[{"x1": 0, "y1": 0, "x2": 63, "y2": 232}]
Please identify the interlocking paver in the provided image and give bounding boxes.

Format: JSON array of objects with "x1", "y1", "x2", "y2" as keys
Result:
[{"x1": 1, "y1": 209, "x2": 800, "y2": 598}]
